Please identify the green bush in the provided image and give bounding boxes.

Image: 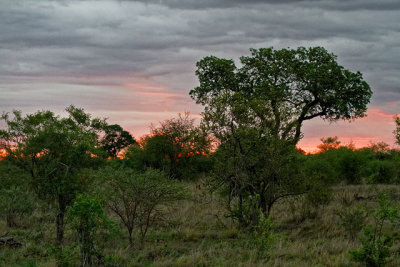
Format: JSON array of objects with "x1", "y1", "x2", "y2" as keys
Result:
[
  {"x1": 228, "y1": 194, "x2": 261, "y2": 227},
  {"x1": 302, "y1": 155, "x2": 339, "y2": 184},
  {"x1": 367, "y1": 160, "x2": 398, "y2": 184},
  {"x1": 338, "y1": 149, "x2": 367, "y2": 184},
  {"x1": 67, "y1": 194, "x2": 113, "y2": 266},
  {"x1": 252, "y1": 215, "x2": 281, "y2": 259},
  {"x1": 350, "y1": 193, "x2": 399, "y2": 266}
]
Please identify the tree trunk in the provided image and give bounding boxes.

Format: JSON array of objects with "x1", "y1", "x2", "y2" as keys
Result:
[
  {"x1": 56, "y1": 210, "x2": 65, "y2": 245},
  {"x1": 56, "y1": 196, "x2": 67, "y2": 245},
  {"x1": 267, "y1": 202, "x2": 273, "y2": 217},
  {"x1": 238, "y1": 193, "x2": 244, "y2": 226},
  {"x1": 128, "y1": 227, "x2": 133, "y2": 246},
  {"x1": 6, "y1": 214, "x2": 16, "y2": 228},
  {"x1": 259, "y1": 194, "x2": 267, "y2": 215}
]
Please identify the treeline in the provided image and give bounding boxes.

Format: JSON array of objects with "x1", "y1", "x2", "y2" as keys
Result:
[{"x1": 303, "y1": 137, "x2": 400, "y2": 185}]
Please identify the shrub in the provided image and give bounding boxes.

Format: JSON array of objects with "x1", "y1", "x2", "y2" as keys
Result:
[
  {"x1": 102, "y1": 168, "x2": 187, "y2": 247},
  {"x1": 350, "y1": 193, "x2": 399, "y2": 266},
  {"x1": 367, "y1": 160, "x2": 398, "y2": 184},
  {"x1": 302, "y1": 155, "x2": 339, "y2": 185},
  {"x1": 67, "y1": 194, "x2": 113, "y2": 266},
  {"x1": 338, "y1": 148, "x2": 366, "y2": 184},
  {"x1": 228, "y1": 194, "x2": 261, "y2": 227},
  {"x1": 252, "y1": 215, "x2": 281, "y2": 259}
]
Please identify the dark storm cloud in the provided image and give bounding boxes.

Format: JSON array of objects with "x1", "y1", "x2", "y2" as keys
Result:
[{"x1": 0, "y1": 0, "x2": 399, "y2": 135}]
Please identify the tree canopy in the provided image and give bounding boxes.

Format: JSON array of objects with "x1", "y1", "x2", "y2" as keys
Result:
[
  {"x1": 190, "y1": 46, "x2": 372, "y2": 145},
  {"x1": 317, "y1": 136, "x2": 341, "y2": 153}
]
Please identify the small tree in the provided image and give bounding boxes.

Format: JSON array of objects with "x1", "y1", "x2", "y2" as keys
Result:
[
  {"x1": 67, "y1": 194, "x2": 112, "y2": 266},
  {"x1": 350, "y1": 193, "x2": 399, "y2": 266},
  {"x1": 101, "y1": 124, "x2": 136, "y2": 159},
  {"x1": 0, "y1": 106, "x2": 107, "y2": 244},
  {"x1": 102, "y1": 168, "x2": 186, "y2": 247},
  {"x1": 252, "y1": 215, "x2": 281, "y2": 259},
  {"x1": 212, "y1": 135, "x2": 306, "y2": 226}
]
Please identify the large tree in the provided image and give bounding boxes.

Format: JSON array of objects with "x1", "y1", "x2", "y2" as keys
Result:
[
  {"x1": 190, "y1": 47, "x2": 372, "y2": 223},
  {"x1": 0, "y1": 106, "x2": 107, "y2": 244}
]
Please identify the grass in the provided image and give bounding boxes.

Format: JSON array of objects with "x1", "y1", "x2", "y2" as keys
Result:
[{"x1": 1, "y1": 181, "x2": 400, "y2": 266}]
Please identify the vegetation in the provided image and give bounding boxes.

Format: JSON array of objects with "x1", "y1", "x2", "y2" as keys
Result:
[
  {"x1": 101, "y1": 124, "x2": 136, "y2": 159},
  {"x1": 0, "y1": 161, "x2": 33, "y2": 228},
  {"x1": 1, "y1": 46, "x2": 400, "y2": 266},
  {"x1": 350, "y1": 193, "x2": 399, "y2": 266},
  {"x1": 67, "y1": 194, "x2": 112, "y2": 266},
  {"x1": 0, "y1": 106, "x2": 107, "y2": 244},
  {"x1": 101, "y1": 168, "x2": 186, "y2": 247},
  {"x1": 190, "y1": 46, "x2": 371, "y2": 224}
]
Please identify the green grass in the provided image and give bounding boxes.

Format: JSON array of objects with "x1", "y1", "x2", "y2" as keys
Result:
[{"x1": 1, "y1": 182, "x2": 400, "y2": 266}]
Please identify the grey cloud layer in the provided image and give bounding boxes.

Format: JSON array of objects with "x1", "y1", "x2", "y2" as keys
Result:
[
  {"x1": 0, "y1": 0, "x2": 399, "y2": 117},
  {"x1": 122, "y1": 0, "x2": 400, "y2": 11}
]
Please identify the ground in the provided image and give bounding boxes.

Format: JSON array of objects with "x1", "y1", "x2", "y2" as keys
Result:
[{"x1": 1, "y1": 182, "x2": 400, "y2": 266}]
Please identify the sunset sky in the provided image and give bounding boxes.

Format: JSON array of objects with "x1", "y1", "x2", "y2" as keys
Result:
[{"x1": 1, "y1": 0, "x2": 399, "y2": 152}]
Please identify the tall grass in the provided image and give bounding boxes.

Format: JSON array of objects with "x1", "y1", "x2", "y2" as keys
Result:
[{"x1": 1, "y1": 181, "x2": 399, "y2": 266}]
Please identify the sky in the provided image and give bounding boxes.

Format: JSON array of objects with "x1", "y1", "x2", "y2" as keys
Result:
[{"x1": 0, "y1": 0, "x2": 399, "y2": 152}]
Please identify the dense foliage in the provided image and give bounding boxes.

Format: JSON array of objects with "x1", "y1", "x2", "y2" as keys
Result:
[
  {"x1": 124, "y1": 112, "x2": 213, "y2": 180},
  {"x1": 190, "y1": 46, "x2": 372, "y2": 224},
  {"x1": 0, "y1": 106, "x2": 107, "y2": 244}
]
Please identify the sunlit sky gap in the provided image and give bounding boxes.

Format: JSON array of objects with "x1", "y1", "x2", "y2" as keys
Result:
[{"x1": 1, "y1": 0, "x2": 399, "y2": 152}]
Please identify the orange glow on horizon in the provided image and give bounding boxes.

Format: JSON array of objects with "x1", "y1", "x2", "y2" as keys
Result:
[
  {"x1": 298, "y1": 108, "x2": 399, "y2": 153},
  {"x1": 0, "y1": 149, "x2": 7, "y2": 160},
  {"x1": 298, "y1": 139, "x2": 394, "y2": 154}
]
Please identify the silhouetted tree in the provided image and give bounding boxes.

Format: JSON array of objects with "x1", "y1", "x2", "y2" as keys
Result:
[
  {"x1": 317, "y1": 136, "x2": 341, "y2": 153},
  {"x1": 139, "y1": 112, "x2": 212, "y2": 179},
  {"x1": 101, "y1": 124, "x2": 136, "y2": 158}
]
